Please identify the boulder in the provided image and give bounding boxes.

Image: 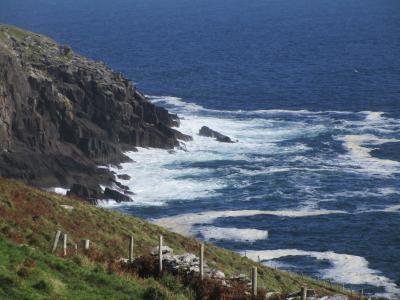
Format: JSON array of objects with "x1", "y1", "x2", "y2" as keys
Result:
[
  {"x1": 209, "y1": 270, "x2": 225, "y2": 279},
  {"x1": 67, "y1": 183, "x2": 103, "y2": 204},
  {"x1": 117, "y1": 174, "x2": 131, "y2": 180},
  {"x1": 198, "y1": 126, "x2": 235, "y2": 143},
  {"x1": 114, "y1": 181, "x2": 130, "y2": 191},
  {"x1": 319, "y1": 295, "x2": 348, "y2": 300},
  {"x1": 150, "y1": 246, "x2": 174, "y2": 256},
  {"x1": 103, "y1": 188, "x2": 132, "y2": 202}
]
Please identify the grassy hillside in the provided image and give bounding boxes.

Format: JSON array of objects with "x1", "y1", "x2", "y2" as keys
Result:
[
  {"x1": 0, "y1": 178, "x2": 348, "y2": 299},
  {"x1": 0, "y1": 235, "x2": 180, "y2": 300}
]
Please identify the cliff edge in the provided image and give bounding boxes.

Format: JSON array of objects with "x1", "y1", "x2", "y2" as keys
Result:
[{"x1": 0, "y1": 24, "x2": 190, "y2": 197}]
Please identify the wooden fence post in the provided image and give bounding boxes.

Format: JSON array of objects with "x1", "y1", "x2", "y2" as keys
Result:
[
  {"x1": 252, "y1": 266, "x2": 257, "y2": 297},
  {"x1": 159, "y1": 235, "x2": 163, "y2": 274},
  {"x1": 52, "y1": 230, "x2": 62, "y2": 253},
  {"x1": 129, "y1": 235, "x2": 134, "y2": 263},
  {"x1": 199, "y1": 243, "x2": 204, "y2": 279},
  {"x1": 83, "y1": 239, "x2": 90, "y2": 251},
  {"x1": 301, "y1": 286, "x2": 307, "y2": 300},
  {"x1": 63, "y1": 233, "x2": 67, "y2": 257}
]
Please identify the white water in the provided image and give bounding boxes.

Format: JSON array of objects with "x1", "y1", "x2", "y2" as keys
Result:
[
  {"x1": 245, "y1": 249, "x2": 400, "y2": 299},
  {"x1": 200, "y1": 226, "x2": 269, "y2": 242},
  {"x1": 95, "y1": 96, "x2": 400, "y2": 298},
  {"x1": 152, "y1": 209, "x2": 348, "y2": 236}
]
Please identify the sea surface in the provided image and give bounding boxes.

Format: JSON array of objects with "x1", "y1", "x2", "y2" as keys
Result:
[{"x1": 1, "y1": 0, "x2": 400, "y2": 298}]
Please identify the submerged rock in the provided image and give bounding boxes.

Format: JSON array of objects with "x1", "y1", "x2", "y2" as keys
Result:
[{"x1": 199, "y1": 126, "x2": 235, "y2": 143}]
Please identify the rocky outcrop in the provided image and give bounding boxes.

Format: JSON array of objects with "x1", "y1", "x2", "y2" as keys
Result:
[
  {"x1": 0, "y1": 24, "x2": 190, "y2": 197},
  {"x1": 103, "y1": 187, "x2": 132, "y2": 203},
  {"x1": 67, "y1": 183, "x2": 103, "y2": 204},
  {"x1": 199, "y1": 126, "x2": 235, "y2": 143}
]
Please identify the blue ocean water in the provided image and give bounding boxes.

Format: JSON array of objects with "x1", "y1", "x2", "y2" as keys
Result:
[{"x1": 1, "y1": 0, "x2": 400, "y2": 297}]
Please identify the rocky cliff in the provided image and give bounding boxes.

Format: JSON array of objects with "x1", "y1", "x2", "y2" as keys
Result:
[{"x1": 0, "y1": 24, "x2": 190, "y2": 199}]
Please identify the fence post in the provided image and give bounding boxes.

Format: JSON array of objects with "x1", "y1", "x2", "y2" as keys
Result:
[
  {"x1": 129, "y1": 236, "x2": 134, "y2": 263},
  {"x1": 83, "y1": 239, "x2": 90, "y2": 251},
  {"x1": 52, "y1": 230, "x2": 62, "y2": 253},
  {"x1": 63, "y1": 233, "x2": 68, "y2": 257},
  {"x1": 159, "y1": 235, "x2": 163, "y2": 274},
  {"x1": 301, "y1": 286, "x2": 307, "y2": 300},
  {"x1": 199, "y1": 243, "x2": 204, "y2": 279},
  {"x1": 252, "y1": 266, "x2": 257, "y2": 297}
]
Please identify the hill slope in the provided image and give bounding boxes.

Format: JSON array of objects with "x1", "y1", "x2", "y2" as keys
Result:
[
  {"x1": 0, "y1": 178, "x2": 349, "y2": 299},
  {"x1": 0, "y1": 235, "x2": 180, "y2": 300}
]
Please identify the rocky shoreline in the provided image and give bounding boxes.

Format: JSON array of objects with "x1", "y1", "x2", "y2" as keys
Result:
[{"x1": 0, "y1": 24, "x2": 191, "y2": 203}]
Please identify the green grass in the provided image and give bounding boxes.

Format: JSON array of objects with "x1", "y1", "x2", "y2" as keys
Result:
[
  {"x1": 0, "y1": 23, "x2": 73, "y2": 64},
  {"x1": 0, "y1": 235, "x2": 180, "y2": 300},
  {"x1": 0, "y1": 23, "x2": 52, "y2": 44},
  {"x1": 0, "y1": 178, "x2": 349, "y2": 298}
]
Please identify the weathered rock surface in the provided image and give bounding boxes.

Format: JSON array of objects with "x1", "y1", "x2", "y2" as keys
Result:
[
  {"x1": 67, "y1": 183, "x2": 103, "y2": 204},
  {"x1": 198, "y1": 126, "x2": 235, "y2": 143},
  {"x1": 0, "y1": 24, "x2": 189, "y2": 198},
  {"x1": 103, "y1": 187, "x2": 132, "y2": 203},
  {"x1": 117, "y1": 174, "x2": 131, "y2": 180}
]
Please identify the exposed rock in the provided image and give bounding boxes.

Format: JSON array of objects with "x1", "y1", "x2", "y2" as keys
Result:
[
  {"x1": 319, "y1": 295, "x2": 348, "y2": 300},
  {"x1": 0, "y1": 24, "x2": 190, "y2": 197},
  {"x1": 103, "y1": 187, "x2": 132, "y2": 202},
  {"x1": 67, "y1": 183, "x2": 103, "y2": 204},
  {"x1": 117, "y1": 174, "x2": 131, "y2": 180},
  {"x1": 199, "y1": 126, "x2": 235, "y2": 143},
  {"x1": 209, "y1": 270, "x2": 226, "y2": 279},
  {"x1": 60, "y1": 204, "x2": 74, "y2": 211},
  {"x1": 287, "y1": 289, "x2": 315, "y2": 299},
  {"x1": 150, "y1": 246, "x2": 173, "y2": 256},
  {"x1": 114, "y1": 181, "x2": 129, "y2": 191}
]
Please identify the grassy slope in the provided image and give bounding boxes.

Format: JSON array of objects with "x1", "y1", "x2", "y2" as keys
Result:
[
  {"x1": 0, "y1": 23, "x2": 73, "y2": 63},
  {"x1": 0, "y1": 235, "x2": 177, "y2": 300},
  {"x1": 0, "y1": 178, "x2": 347, "y2": 299}
]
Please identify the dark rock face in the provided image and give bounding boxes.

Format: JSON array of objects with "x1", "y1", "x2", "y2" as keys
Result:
[
  {"x1": 199, "y1": 126, "x2": 235, "y2": 143},
  {"x1": 103, "y1": 187, "x2": 132, "y2": 203},
  {"x1": 67, "y1": 183, "x2": 103, "y2": 204},
  {"x1": 117, "y1": 174, "x2": 131, "y2": 180},
  {"x1": 0, "y1": 24, "x2": 190, "y2": 195}
]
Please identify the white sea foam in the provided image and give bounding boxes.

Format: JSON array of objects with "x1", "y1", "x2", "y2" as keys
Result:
[
  {"x1": 325, "y1": 187, "x2": 400, "y2": 201},
  {"x1": 337, "y1": 134, "x2": 400, "y2": 176},
  {"x1": 48, "y1": 187, "x2": 68, "y2": 195},
  {"x1": 149, "y1": 95, "x2": 356, "y2": 117},
  {"x1": 104, "y1": 96, "x2": 400, "y2": 209},
  {"x1": 103, "y1": 96, "x2": 400, "y2": 298},
  {"x1": 245, "y1": 249, "x2": 400, "y2": 298},
  {"x1": 200, "y1": 226, "x2": 268, "y2": 242},
  {"x1": 153, "y1": 209, "x2": 347, "y2": 236},
  {"x1": 382, "y1": 205, "x2": 400, "y2": 213}
]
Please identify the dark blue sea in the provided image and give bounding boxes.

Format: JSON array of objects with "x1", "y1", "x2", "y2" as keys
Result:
[{"x1": 1, "y1": 0, "x2": 400, "y2": 297}]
